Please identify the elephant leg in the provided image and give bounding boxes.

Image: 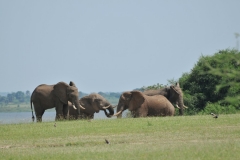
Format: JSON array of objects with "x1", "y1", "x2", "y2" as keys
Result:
[
  {"x1": 79, "y1": 113, "x2": 85, "y2": 119},
  {"x1": 34, "y1": 106, "x2": 45, "y2": 122},
  {"x1": 55, "y1": 105, "x2": 64, "y2": 121},
  {"x1": 63, "y1": 104, "x2": 68, "y2": 120},
  {"x1": 36, "y1": 113, "x2": 43, "y2": 122},
  {"x1": 88, "y1": 114, "x2": 94, "y2": 119},
  {"x1": 137, "y1": 107, "x2": 148, "y2": 117},
  {"x1": 179, "y1": 108, "x2": 184, "y2": 116},
  {"x1": 131, "y1": 111, "x2": 137, "y2": 118}
]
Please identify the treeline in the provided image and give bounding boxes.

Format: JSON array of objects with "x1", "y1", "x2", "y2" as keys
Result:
[
  {"x1": 80, "y1": 91, "x2": 121, "y2": 105},
  {"x1": 0, "y1": 91, "x2": 31, "y2": 105},
  {"x1": 0, "y1": 91, "x2": 121, "y2": 106}
]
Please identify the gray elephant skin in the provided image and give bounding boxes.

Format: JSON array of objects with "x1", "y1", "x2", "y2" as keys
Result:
[
  {"x1": 31, "y1": 81, "x2": 84, "y2": 122},
  {"x1": 68, "y1": 93, "x2": 115, "y2": 119},
  {"x1": 114, "y1": 90, "x2": 175, "y2": 118},
  {"x1": 143, "y1": 83, "x2": 187, "y2": 115}
]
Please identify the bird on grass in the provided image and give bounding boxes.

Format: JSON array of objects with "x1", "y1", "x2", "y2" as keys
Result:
[
  {"x1": 211, "y1": 113, "x2": 218, "y2": 119},
  {"x1": 54, "y1": 123, "x2": 57, "y2": 127},
  {"x1": 105, "y1": 139, "x2": 110, "y2": 144}
]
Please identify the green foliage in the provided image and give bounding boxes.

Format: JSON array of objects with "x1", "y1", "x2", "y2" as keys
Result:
[
  {"x1": 167, "y1": 78, "x2": 178, "y2": 85},
  {"x1": 79, "y1": 91, "x2": 121, "y2": 105},
  {"x1": 0, "y1": 91, "x2": 31, "y2": 105},
  {"x1": 140, "y1": 83, "x2": 165, "y2": 91},
  {"x1": 98, "y1": 92, "x2": 121, "y2": 105},
  {"x1": 179, "y1": 49, "x2": 240, "y2": 114},
  {"x1": 140, "y1": 79, "x2": 178, "y2": 91},
  {"x1": 199, "y1": 102, "x2": 238, "y2": 115}
]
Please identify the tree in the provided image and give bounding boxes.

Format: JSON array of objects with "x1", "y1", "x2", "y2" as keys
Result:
[
  {"x1": 16, "y1": 91, "x2": 25, "y2": 102},
  {"x1": 179, "y1": 49, "x2": 240, "y2": 112},
  {"x1": 26, "y1": 90, "x2": 31, "y2": 97}
]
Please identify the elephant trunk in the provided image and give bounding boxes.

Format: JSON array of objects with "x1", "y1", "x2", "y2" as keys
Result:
[
  {"x1": 72, "y1": 99, "x2": 84, "y2": 115},
  {"x1": 105, "y1": 105, "x2": 114, "y2": 118},
  {"x1": 177, "y1": 95, "x2": 185, "y2": 115}
]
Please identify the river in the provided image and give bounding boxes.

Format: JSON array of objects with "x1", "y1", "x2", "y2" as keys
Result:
[{"x1": 0, "y1": 111, "x2": 111, "y2": 124}]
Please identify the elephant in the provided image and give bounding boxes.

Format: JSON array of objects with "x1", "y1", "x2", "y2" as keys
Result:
[
  {"x1": 143, "y1": 83, "x2": 187, "y2": 115},
  {"x1": 30, "y1": 81, "x2": 85, "y2": 122},
  {"x1": 68, "y1": 93, "x2": 115, "y2": 119},
  {"x1": 114, "y1": 90, "x2": 174, "y2": 118}
]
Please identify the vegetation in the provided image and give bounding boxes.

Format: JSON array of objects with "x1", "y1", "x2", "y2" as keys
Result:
[
  {"x1": 142, "y1": 49, "x2": 240, "y2": 115},
  {"x1": 1, "y1": 115, "x2": 239, "y2": 159},
  {"x1": 97, "y1": 92, "x2": 121, "y2": 105},
  {"x1": 0, "y1": 91, "x2": 31, "y2": 105},
  {"x1": 180, "y1": 49, "x2": 240, "y2": 115},
  {"x1": 1, "y1": 49, "x2": 239, "y2": 115}
]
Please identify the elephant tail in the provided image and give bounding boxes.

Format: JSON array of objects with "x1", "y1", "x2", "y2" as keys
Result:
[{"x1": 30, "y1": 100, "x2": 35, "y2": 122}]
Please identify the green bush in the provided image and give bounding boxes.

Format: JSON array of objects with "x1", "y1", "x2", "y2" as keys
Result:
[
  {"x1": 199, "y1": 102, "x2": 238, "y2": 115},
  {"x1": 179, "y1": 49, "x2": 240, "y2": 114}
]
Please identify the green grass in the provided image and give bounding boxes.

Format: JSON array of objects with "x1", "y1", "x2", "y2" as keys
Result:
[{"x1": 0, "y1": 114, "x2": 240, "y2": 160}]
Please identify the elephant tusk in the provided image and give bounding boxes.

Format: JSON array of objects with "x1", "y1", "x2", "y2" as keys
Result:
[
  {"x1": 73, "y1": 105, "x2": 77, "y2": 110},
  {"x1": 112, "y1": 105, "x2": 117, "y2": 108},
  {"x1": 113, "y1": 110, "x2": 123, "y2": 116},
  {"x1": 184, "y1": 105, "x2": 188, "y2": 109},
  {"x1": 80, "y1": 104, "x2": 85, "y2": 110},
  {"x1": 176, "y1": 105, "x2": 180, "y2": 109},
  {"x1": 102, "y1": 105, "x2": 111, "y2": 109}
]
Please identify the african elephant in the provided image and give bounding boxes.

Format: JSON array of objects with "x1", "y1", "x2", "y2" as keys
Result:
[
  {"x1": 143, "y1": 83, "x2": 187, "y2": 115},
  {"x1": 114, "y1": 90, "x2": 174, "y2": 118},
  {"x1": 68, "y1": 93, "x2": 115, "y2": 119},
  {"x1": 30, "y1": 81, "x2": 85, "y2": 122}
]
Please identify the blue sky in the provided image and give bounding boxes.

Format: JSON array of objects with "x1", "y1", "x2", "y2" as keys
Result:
[{"x1": 0, "y1": 0, "x2": 239, "y2": 93}]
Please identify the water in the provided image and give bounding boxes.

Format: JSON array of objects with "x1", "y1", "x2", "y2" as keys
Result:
[{"x1": 0, "y1": 111, "x2": 111, "y2": 124}]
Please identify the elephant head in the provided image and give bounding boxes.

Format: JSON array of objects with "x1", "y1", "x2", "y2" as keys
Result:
[
  {"x1": 53, "y1": 81, "x2": 85, "y2": 115},
  {"x1": 90, "y1": 93, "x2": 114, "y2": 117},
  {"x1": 114, "y1": 91, "x2": 145, "y2": 118},
  {"x1": 168, "y1": 83, "x2": 187, "y2": 115},
  {"x1": 79, "y1": 93, "x2": 114, "y2": 118}
]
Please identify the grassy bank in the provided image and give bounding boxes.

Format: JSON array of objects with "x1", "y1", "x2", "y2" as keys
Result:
[{"x1": 0, "y1": 114, "x2": 240, "y2": 160}]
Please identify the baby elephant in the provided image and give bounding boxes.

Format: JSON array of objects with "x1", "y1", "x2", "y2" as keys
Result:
[{"x1": 68, "y1": 93, "x2": 115, "y2": 119}]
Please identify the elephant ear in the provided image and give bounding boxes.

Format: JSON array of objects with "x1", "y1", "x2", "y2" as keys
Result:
[
  {"x1": 122, "y1": 92, "x2": 132, "y2": 101},
  {"x1": 129, "y1": 91, "x2": 145, "y2": 110},
  {"x1": 176, "y1": 82, "x2": 180, "y2": 87},
  {"x1": 92, "y1": 98, "x2": 101, "y2": 112},
  {"x1": 79, "y1": 97, "x2": 89, "y2": 107},
  {"x1": 53, "y1": 82, "x2": 68, "y2": 104},
  {"x1": 69, "y1": 81, "x2": 76, "y2": 87}
]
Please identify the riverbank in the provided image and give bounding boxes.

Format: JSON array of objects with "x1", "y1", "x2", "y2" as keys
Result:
[{"x1": 0, "y1": 111, "x2": 111, "y2": 124}]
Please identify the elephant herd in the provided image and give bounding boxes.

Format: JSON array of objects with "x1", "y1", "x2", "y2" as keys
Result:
[{"x1": 30, "y1": 81, "x2": 187, "y2": 122}]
